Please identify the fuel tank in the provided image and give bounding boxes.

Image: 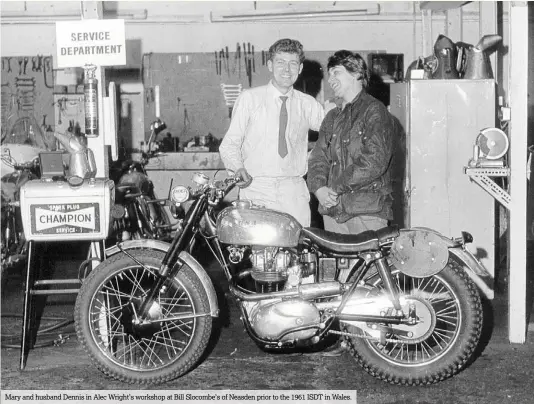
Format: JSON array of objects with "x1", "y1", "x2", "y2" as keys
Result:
[{"x1": 216, "y1": 201, "x2": 302, "y2": 247}]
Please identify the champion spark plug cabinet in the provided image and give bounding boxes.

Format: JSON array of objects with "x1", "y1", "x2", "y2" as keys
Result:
[{"x1": 20, "y1": 178, "x2": 115, "y2": 241}]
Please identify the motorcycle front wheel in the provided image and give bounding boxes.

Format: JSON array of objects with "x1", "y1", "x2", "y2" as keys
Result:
[
  {"x1": 74, "y1": 249, "x2": 212, "y2": 384},
  {"x1": 344, "y1": 256, "x2": 483, "y2": 385}
]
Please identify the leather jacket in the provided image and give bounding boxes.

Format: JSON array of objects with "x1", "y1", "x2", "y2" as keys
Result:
[{"x1": 307, "y1": 90, "x2": 396, "y2": 223}]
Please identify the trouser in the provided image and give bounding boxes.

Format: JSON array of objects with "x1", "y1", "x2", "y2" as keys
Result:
[
  {"x1": 323, "y1": 214, "x2": 388, "y2": 235},
  {"x1": 239, "y1": 176, "x2": 311, "y2": 227}
]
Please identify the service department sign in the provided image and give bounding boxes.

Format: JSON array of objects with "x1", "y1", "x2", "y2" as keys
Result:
[
  {"x1": 56, "y1": 19, "x2": 126, "y2": 68},
  {"x1": 30, "y1": 203, "x2": 101, "y2": 235}
]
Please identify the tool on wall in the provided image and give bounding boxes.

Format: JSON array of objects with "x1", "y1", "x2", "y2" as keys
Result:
[
  {"x1": 83, "y1": 65, "x2": 98, "y2": 137},
  {"x1": 219, "y1": 50, "x2": 223, "y2": 77},
  {"x1": 233, "y1": 43, "x2": 240, "y2": 76},
  {"x1": 221, "y1": 83, "x2": 242, "y2": 119},
  {"x1": 15, "y1": 77, "x2": 36, "y2": 113},
  {"x1": 242, "y1": 42, "x2": 254, "y2": 87},
  {"x1": 252, "y1": 45, "x2": 255, "y2": 73},
  {"x1": 37, "y1": 55, "x2": 44, "y2": 72},
  {"x1": 5, "y1": 57, "x2": 13, "y2": 73},
  {"x1": 215, "y1": 51, "x2": 219, "y2": 75},
  {"x1": 23, "y1": 57, "x2": 29, "y2": 75},
  {"x1": 43, "y1": 56, "x2": 53, "y2": 89},
  {"x1": 237, "y1": 43, "x2": 241, "y2": 77},
  {"x1": 225, "y1": 46, "x2": 230, "y2": 77}
]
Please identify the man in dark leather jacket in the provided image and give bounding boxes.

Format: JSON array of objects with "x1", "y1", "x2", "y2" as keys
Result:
[{"x1": 308, "y1": 50, "x2": 396, "y2": 234}]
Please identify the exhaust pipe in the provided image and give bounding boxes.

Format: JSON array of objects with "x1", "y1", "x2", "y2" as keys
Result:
[{"x1": 229, "y1": 281, "x2": 343, "y2": 302}]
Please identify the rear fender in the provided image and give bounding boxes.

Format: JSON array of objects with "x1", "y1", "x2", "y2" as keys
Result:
[
  {"x1": 105, "y1": 240, "x2": 219, "y2": 316},
  {"x1": 425, "y1": 229, "x2": 494, "y2": 300},
  {"x1": 449, "y1": 248, "x2": 494, "y2": 300}
]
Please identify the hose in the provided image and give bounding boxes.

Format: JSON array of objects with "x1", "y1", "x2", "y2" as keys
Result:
[{"x1": 1, "y1": 313, "x2": 75, "y2": 349}]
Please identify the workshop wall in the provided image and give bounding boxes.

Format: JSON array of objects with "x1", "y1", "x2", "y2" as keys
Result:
[
  {"x1": 140, "y1": 50, "x2": 382, "y2": 147},
  {"x1": 1, "y1": 55, "x2": 56, "y2": 147},
  {"x1": 1, "y1": 1, "x2": 510, "y2": 146}
]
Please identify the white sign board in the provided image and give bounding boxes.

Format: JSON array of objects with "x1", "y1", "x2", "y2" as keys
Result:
[{"x1": 56, "y1": 19, "x2": 126, "y2": 68}]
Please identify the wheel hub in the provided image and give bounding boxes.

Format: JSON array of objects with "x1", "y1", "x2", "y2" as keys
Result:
[
  {"x1": 122, "y1": 299, "x2": 164, "y2": 339},
  {"x1": 393, "y1": 296, "x2": 436, "y2": 343}
]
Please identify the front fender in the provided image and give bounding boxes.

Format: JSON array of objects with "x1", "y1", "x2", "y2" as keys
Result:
[{"x1": 105, "y1": 240, "x2": 219, "y2": 316}]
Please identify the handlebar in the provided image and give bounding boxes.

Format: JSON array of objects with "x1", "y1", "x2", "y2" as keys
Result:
[{"x1": 1, "y1": 154, "x2": 39, "y2": 172}]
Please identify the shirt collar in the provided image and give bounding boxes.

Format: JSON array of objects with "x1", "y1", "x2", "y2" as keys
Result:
[{"x1": 268, "y1": 80, "x2": 294, "y2": 100}]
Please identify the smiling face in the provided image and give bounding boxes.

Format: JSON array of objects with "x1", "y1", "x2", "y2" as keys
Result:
[
  {"x1": 328, "y1": 65, "x2": 359, "y2": 103},
  {"x1": 267, "y1": 52, "x2": 303, "y2": 94}
]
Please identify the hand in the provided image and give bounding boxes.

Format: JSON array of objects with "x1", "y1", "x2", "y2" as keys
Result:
[
  {"x1": 235, "y1": 168, "x2": 252, "y2": 188},
  {"x1": 315, "y1": 186, "x2": 339, "y2": 209}
]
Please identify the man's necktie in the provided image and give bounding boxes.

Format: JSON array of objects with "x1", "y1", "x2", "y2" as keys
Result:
[{"x1": 278, "y1": 96, "x2": 288, "y2": 158}]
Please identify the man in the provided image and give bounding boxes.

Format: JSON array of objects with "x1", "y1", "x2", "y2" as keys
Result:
[
  {"x1": 308, "y1": 50, "x2": 396, "y2": 235},
  {"x1": 219, "y1": 38, "x2": 325, "y2": 227}
]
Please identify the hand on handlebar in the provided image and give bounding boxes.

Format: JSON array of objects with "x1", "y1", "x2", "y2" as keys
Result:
[{"x1": 235, "y1": 168, "x2": 252, "y2": 189}]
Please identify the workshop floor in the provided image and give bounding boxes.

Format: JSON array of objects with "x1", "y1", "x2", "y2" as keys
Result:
[{"x1": 1, "y1": 242, "x2": 534, "y2": 404}]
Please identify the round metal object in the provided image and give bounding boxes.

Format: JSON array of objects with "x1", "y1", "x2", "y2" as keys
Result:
[
  {"x1": 170, "y1": 185, "x2": 190, "y2": 203},
  {"x1": 389, "y1": 229, "x2": 449, "y2": 278}
]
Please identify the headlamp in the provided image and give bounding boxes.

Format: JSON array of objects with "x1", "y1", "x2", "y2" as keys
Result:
[{"x1": 170, "y1": 186, "x2": 190, "y2": 203}]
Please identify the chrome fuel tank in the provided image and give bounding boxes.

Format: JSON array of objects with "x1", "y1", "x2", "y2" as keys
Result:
[{"x1": 216, "y1": 201, "x2": 302, "y2": 247}]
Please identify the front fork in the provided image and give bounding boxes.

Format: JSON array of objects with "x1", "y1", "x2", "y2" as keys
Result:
[{"x1": 131, "y1": 194, "x2": 209, "y2": 320}]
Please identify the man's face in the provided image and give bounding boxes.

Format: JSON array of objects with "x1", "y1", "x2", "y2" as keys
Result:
[
  {"x1": 328, "y1": 65, "x2": 355, "y2": 101},
  {"x1": 267, "y1": 52, "x2": 303, "y2": 93}
]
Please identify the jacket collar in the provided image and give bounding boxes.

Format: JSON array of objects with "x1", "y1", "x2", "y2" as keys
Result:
[{"x1": 339, "y1": 89, "x2": 365, "y2": 111}]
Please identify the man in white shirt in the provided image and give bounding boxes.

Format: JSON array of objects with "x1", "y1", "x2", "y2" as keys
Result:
[{"x1": 219, "y1": 38, "x2": 325, "y2": 226}]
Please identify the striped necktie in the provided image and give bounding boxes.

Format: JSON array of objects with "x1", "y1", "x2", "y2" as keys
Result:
[{"x1": 278, "y1": 96, "x2": 288, "y2": 158}]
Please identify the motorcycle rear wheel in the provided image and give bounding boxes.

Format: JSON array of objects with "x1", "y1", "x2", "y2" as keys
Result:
[
  {"x1": 74, "y1": 249, "x2": 212, "y2": 384},
  {"x1": 344, "y1": 256, "x2": 482, "y2": 385}
]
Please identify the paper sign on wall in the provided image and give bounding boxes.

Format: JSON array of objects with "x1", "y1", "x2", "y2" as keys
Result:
[{"x1": 56, "y1": 19, "x2": 126, "y2": 68}]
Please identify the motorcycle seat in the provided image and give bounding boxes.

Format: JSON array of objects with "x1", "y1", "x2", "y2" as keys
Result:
[
  {"x1": 376, "y1": 225, "x2": 400, "y2": 242},
  {"x1": 300, "y1": 228, "x2": 380, "y2": 253}
]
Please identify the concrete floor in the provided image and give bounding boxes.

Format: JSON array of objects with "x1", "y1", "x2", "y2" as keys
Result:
[{"x1": 1, "y1": 242, "x2": 534, "y2": 404}]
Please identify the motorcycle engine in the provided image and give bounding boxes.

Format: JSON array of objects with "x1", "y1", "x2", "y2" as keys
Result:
[
  {"x1": 248, "y1": 247, "x2": 315, "y2": 292},
  {"x1": 239, "y1": 247, "x2": 320, "y2": 341},
  {"x1": 246, "y1": 299, "x2": 321, "y2": 342},
  {"x1": 250, "y1": 247, "x2": 290, "y2": 292}
]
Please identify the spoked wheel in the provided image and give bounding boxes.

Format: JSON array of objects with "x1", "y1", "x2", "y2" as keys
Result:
[
  {"x1": 74, "y1": 249, "x2": 212, "y2": 384},
  {"x1": 343, "y1": 256, "x2": 482, "y2": 385}
]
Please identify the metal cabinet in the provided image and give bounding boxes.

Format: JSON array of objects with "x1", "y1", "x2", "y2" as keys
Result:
[{"x1": 390, "y1": 80, "x2": 496, "y2": 276}]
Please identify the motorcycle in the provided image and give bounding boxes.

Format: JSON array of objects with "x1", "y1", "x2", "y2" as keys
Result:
[
  {"x1": 1, "y1": 115, "x2": 51, "y2": 278},
  {"x1": 1, "y1": 151, "x2": 40, "y2": 275},
  {"x1": 74, "y1": 171, "x2": 488, "y2": 385},
  {"x1": 109, "y1": 119, "x2": 173, "y2": 243}
]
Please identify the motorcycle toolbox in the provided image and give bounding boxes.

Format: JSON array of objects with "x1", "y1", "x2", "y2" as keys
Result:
[
  {"x1": 19, "y1": 178, "x2": 115, "y2": 241},
  {"x1": 389, "y1": 228, "x2": 449, "y2": 278}
]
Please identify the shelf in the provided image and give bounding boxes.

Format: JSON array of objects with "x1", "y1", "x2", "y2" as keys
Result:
[{"x1": 465, "y1": 167, "x2": 511, "y2": 210}]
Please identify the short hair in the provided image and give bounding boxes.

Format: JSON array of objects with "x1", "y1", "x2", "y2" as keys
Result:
[
  {"x1": 268, "y1": 39, "x2": 305, "y2": 63},
  {"x1": 327, "y1": 50, "x2": 369, "y2": 89}
]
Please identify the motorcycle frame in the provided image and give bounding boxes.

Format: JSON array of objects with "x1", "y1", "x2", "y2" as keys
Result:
[{"x1": 105, "y1": 183, "x2": 492, "y2": 348}]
